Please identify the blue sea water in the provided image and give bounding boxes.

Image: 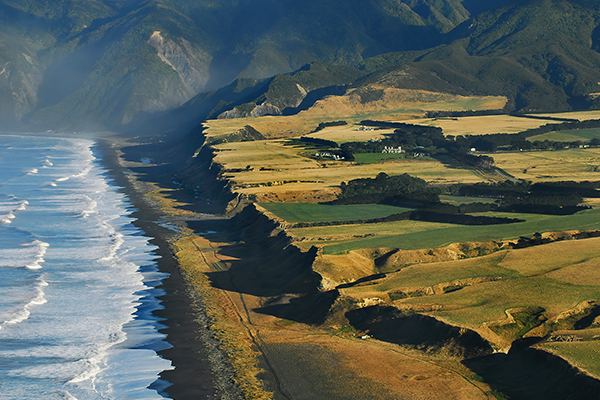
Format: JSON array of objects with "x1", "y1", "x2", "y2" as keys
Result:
[{"x1": 0, "y1": 134, "x2": 173, "y2": 399}]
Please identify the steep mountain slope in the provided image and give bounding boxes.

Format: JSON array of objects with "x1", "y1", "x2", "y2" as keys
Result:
[
  {"x1": 0, "y1": 0, "x2": 597, "y2": 130},
  {"x1": 0, "y1": 0, "x2": 504, "y2": 130},
  {"x1": 0, "y1": 3, "x2": 52, "y2": 129}
]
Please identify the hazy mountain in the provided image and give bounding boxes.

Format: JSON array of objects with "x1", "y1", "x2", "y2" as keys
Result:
[
  {"x1": 0, "y1": 0, "x2": 493, "y2": 130},
  {"x1": 0, "y1": 0, "x2": 597, "y2": 130}
]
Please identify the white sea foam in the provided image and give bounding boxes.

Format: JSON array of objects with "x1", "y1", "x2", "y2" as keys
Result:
[
  {"x1": 100, "y1": 232, "x2": 125, "y2": 263},
  {"x1": 67, "y1": 329, "x2": 126, "y2": 386},
  {"x1": 15, "y1": 200, "x2": 28, "y2": 211},
  {"x1": 0, "y1": 134, "x2": 172, "y2": 398},
  {"x1": 72, "y1": 166, "x2": 93, "y2": 179},
  {"x1": 80, "y1": 195, "x2": 98, "y2": 218},
  {"x1": 25, "y1": 168, "x2": 38, "y2": 175},
  {"x1": 2, "y1": 278, "x2": 48, "y2": 327},
  {"x1": 25, "y1": 240, "x2": 50, "y2": 270},
  {"x1": 1, "y1": 212, "x2": 14, "y2": 224},
  {"x1": 0, "y1": 198, "x2": 28, "y2": 224}
]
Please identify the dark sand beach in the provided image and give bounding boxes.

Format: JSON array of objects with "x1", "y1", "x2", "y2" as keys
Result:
[{"x1": 97, "y1": 136, "x2": 241, "y2": 400}]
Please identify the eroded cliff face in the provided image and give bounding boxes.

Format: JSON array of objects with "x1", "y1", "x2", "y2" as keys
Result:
[
  {"x1": 0, "y1": 35, "x2": 45, "y2": 127},
  {"x1": 147, "y1": 31, "x2": 211, "y2": 98},
  {"x1": 0, "y1": 57, "x2": 42, "y2": 121}
]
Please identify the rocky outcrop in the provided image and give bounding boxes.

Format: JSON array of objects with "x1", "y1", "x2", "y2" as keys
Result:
[
  {"x1": 217, "y1": 103, "x2": 282, "y2": 119},
  {"x1": 250, "y1": 103, "x2": 281, "y2": 117}
]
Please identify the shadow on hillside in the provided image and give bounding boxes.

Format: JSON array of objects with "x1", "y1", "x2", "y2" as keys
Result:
[
  {"x1": 463, "y1": 343, "x2": 600, "y2": 400},
  {"x1": 345, "y1": 305, "x2": 493, "y2": 359},
  {"x1": 203, "y1": 206, "x2": 339, "y2": 325}
]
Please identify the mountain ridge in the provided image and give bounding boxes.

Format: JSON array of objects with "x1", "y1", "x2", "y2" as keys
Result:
[{"x1": 0, "y1": 0, "x2": 598, "y2": 131}]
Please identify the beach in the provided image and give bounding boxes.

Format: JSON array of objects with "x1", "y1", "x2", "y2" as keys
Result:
[{"x1": 97, "y1": 136, "x2": 244, "y2": 399}]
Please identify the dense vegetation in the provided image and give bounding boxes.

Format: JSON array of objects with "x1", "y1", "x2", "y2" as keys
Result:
[
  {"x1": 457, "y1": 181, "x2": 599, "y2": 215},
  {"x1": 286, "y1": 136, "x2": 340, "y2": 149},
  {"x1": 327, "y1": 173, "x2": 526, "y2": 225},
  {"x1": 0, "y1": 0, "x2": 490, "y2": 130},
  {"x1": 338, "y1": 119, "x2": 600, "y2": 170},
  {"x1": 331, "y1": 169, "x2": 598, "y2": 224},
  {"x1": 334, "y1": 172, "x2": 440, "y2": 206}
]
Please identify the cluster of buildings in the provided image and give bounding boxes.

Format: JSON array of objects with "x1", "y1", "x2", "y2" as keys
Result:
[
  {"x1": 314, "y1": 152, "x2": 346, "y2": 160},
  {"x1": 381, "y1": 146, "x2": 403, "y2": 154}
]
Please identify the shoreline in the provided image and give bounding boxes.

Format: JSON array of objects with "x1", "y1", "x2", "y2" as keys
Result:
[{"x1": 96, "y1": 136, "x2": 241, "y2": 399}]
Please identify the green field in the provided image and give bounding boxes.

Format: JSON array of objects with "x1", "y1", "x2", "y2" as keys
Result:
[
  {"x1": 259, "y1": 202, "x2": 412, "y2": 223},
  {"x1": 439, "y1": 195, "x2": 498, "y2": 205},
  {"x1": 320, "y1": 208, "x2": 600, "y2": 254},
  {"x1": 540, "y1": 341, "x2": 600, "y2": 379},
  {"x1": 528, "y1": 128, "x2": 600, "y2": 142},
  {"x1": 353, "y1": 153, "x2": 407, "y2": 164},
  {"x1": 339, "y1": 236, "x2": 600, "y2": 350}
]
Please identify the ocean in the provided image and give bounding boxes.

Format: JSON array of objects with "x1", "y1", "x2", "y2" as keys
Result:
[{"x1": 0, "y1": 134, "x2": 173, "y2": 399}]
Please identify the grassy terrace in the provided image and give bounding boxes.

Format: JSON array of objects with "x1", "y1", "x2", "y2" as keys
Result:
[
  {"x1": 291, "y1": 207, "x2": 600, "y2": 254},
  {"x1": 337, "y1": 236, "x2": 600, "y2": 353},
  {"x1": 541, "y1": 340, "x2": 600, "y2": 379},
  {"x1": 527, "y1": 128, "x2": 600, "y2": 142},
  {"x1": 528, "y1": 110, "x2": 600, "y2": 121},
  {"x1": 205, "y1": 105, "x2": 600, "y2": 375},
  {"x1": 352, "y1": 153, "x2": 408, "y2": 164},
  {"x1": 489, "y1": 148, "x2": 600, "y2": 182},
  {"x1": 203, "y1": 89, "x2": 506, "y2": 141},
  {"x1": 407, "y1": 115, "x2": 558, "y2": 136},
  {"x1": 259, "y1": 203, "x2": 412, "y2": 223},
  {"x1": 213, "y1": 139, "x2": 484, "y2": 199}
]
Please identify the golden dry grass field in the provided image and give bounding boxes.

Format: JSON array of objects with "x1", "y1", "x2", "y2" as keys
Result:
[
  {"x1": 528, "y1": 110, "x2": 600, "y2": 120},
  {"x1": 488, "y1": 148, "x2": 600, "y2": 182},
  {"x1": 203, "y1": 88, "x2": 506, "y2": 141},
  {"x1": 405, "y1": 115, "x2": 558, "y2": 136},
  {"x1": 203, "y1": 94, "x2": 600, "y2": 379},
  {"x1": 213, "y1": 139, "x2": 485, "y2": 200},
  {"x1": 309, "y1": 126, "x2": 395, "y2": 143},
  {"x1": 302, "y1": 87, "x2": 506, "y2": 120}
]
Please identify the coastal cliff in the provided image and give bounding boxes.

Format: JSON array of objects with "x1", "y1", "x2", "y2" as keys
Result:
[{"x1": 118, "y1": 125, "x2": 600, "y2": 399}]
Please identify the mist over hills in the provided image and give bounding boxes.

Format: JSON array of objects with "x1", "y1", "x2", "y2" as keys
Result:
[{"x1": 0, "y1": 0, "x2": 598, "y2": 131}]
